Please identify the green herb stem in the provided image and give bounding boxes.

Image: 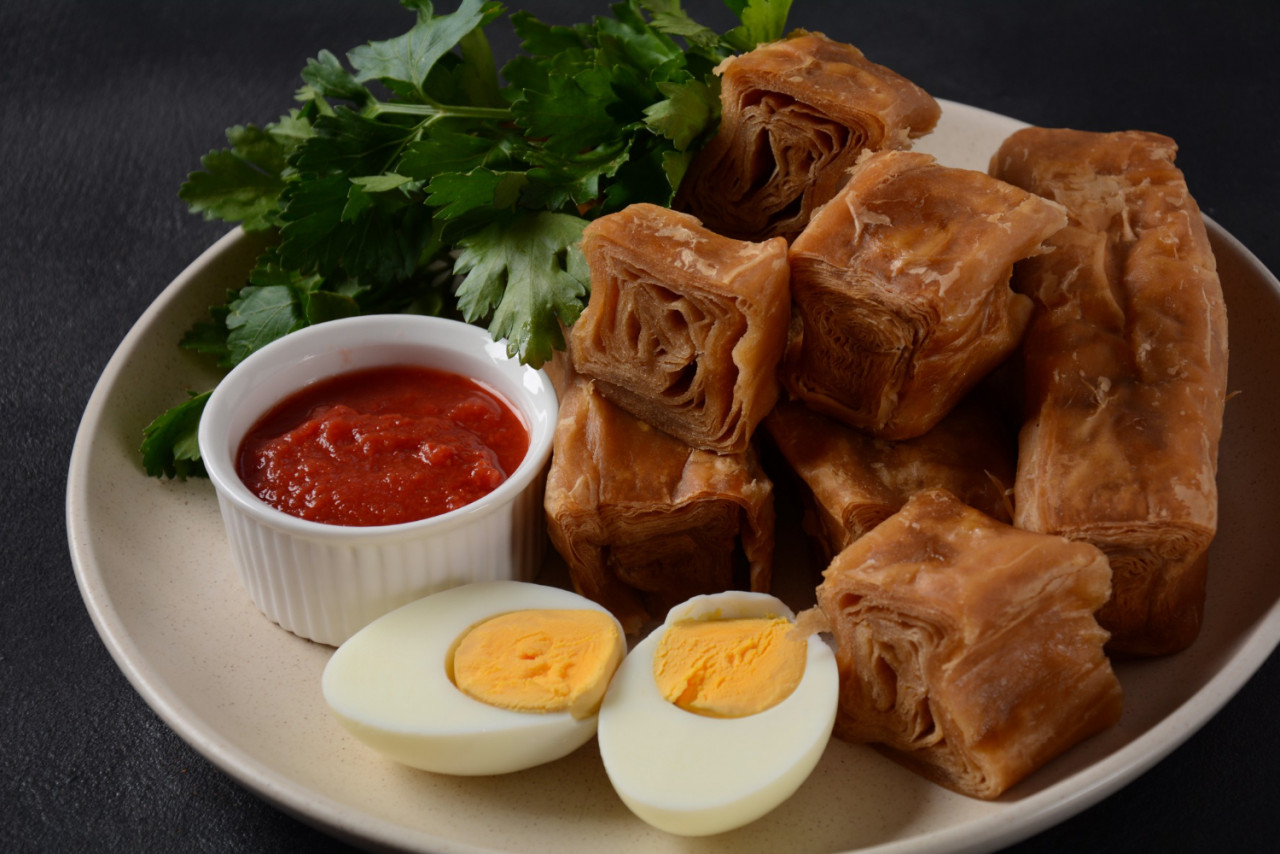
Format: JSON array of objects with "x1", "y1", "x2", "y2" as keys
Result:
[{"x1": 368, "y1": 101, "x2": 513, "y2": 123}]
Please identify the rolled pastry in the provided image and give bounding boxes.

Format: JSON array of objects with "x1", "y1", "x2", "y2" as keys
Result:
[
  {"x1": 676, "y1": 31, "x2": 940, "y2": 242},
  {"x1": 543, "y1": 371, "x2": 775, "y2": 635},
  {"x1": 816, "y1": 489, "x2": 1122, "y2": 800},
  {"x1": 763, "y1": 394, "x2": 1016, "y2": 563},
  {"x1": 991, "y1": 127, "x2": 1228, "y2": 656},
  {"x1": 783, "y1": 149, "x2": 1067, "y2": 440},
  {"x1": 569, "y1": 202, "x2": 790, "y2": 454}
]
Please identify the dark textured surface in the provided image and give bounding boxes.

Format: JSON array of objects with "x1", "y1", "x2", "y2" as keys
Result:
[{"x1": 4, "y1": 1, "x2": 1278, "y2": 852}]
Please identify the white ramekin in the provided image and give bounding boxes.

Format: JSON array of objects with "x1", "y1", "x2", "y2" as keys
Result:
[{"x1": 197, "y1": 314, "x2": 558, "y2": 646}]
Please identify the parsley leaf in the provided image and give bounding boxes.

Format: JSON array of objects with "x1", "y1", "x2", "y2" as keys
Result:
[
  {"x1": 147, "y1": 0, "x2": 794, "y2": 477},
  {"x1": 454, "y1": 212, "x2": 589, "y2": 366},
  {"x1": 513, "y1": 69, "x2": 623, "y2": 153},
  {"x1": 298, "y1": 49, "x2": 371, "y2": 107},
  {"x1": 724, "y1": 0, "x2": 795, "y2": 51},
  {"x1": 140, "y1": 390, "x2": 210, "y2": 479},
  {"x1": 399, "y1": 127, "x2": 517, "y2": 179},
  {"x1": 347, "y1": 0, "x2": 495, "y2": 100},
  {"x1": 639, "y1": 0, "x2": 724, "y2": 53},
  {"x1": 224, "y1": 283, "x2": 305, "y2": 364},
  {"x1": 644, "y1": 77, "x2": 719, "y2": 152},
  {"x1": 179, "y1": 125, "x2": 289, "y2": 231},
  {"x1": 427, "y1": 168, "x2": 529, "y2": 220}
]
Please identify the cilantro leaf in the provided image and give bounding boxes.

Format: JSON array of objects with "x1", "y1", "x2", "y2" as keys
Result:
[{"x1": 454, "y1": 212, "x2": 589, "y2": 366}]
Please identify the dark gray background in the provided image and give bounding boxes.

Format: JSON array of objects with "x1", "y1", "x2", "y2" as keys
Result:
[{"x1": 4, "y1": 1, "x2": 1278, "y2": 851}]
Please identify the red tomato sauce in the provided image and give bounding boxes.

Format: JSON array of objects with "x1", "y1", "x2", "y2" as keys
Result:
[{"x1": 236, "y1": 365, "x2": 529, "y2": 527}]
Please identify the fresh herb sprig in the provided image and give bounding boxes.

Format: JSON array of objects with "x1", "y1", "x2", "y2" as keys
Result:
[{"x1": 141, "y1": 0, "x2": 793, "y2": 478}]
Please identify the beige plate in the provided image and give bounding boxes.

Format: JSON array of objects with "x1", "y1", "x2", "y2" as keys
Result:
[{"x1": 67, "y1": 100, "x2": 1280, "y2": 854}]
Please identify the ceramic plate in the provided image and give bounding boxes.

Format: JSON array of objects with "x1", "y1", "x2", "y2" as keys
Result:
[{"x1": 67, "y1": 100, "x2": 1280, "y2": 854}]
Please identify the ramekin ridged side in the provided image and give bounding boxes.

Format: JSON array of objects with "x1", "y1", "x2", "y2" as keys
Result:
[{"x1": 213, "y1": 479, "x2": 546, "y2": 646}]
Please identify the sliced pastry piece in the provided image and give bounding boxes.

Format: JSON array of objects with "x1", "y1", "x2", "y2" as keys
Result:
[
  {"x1": 762, "y1": 394, "x2": 1015, "y2": 564},
  {"x1": 783, "y1": 149, "x2": 1067, "y2": 440},
  {"x1": 991, "y1": 126, "x2": 1229, "y2": 656},
  {"x1": 676, "y1": 31, "x2": 940, "y2": 242},
  {"x1": 816, "y1": 489, "x2": 1123, "y2": 800},
  {"x1": 543, "y1": 371, "x2": 775, "y2": 635},
  {"x1": 569, "y1": 202, "x2": 790, "y2": 454}
]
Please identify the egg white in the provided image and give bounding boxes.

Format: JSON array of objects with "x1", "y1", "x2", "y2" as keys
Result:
[
  {"x1": 596, "y1": 591, "x2": 839, "y2": 836},
  {"x1": 321, "y1": 580, "x2": 625, "y2": 776}
]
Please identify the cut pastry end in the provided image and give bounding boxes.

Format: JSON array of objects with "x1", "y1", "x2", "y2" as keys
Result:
[{"x1": 816, "y1": 489, "x2": 1123, "y2": 799}]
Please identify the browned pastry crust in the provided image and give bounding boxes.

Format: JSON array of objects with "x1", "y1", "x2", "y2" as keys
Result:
[
  {"x1": 543, "y1": 372, "x2": 775, "y2": 635},
  {"x1": 569, "y1": 203, "x2": 790, "y2": 455},
  {"x1": 783, "y1": 149, "x2": 1067, "y2": 440},
  {"x1": 674, "y1": 31, "x2": 941, "y2": 243},
  {"x1": 816, "y1": 489, "x2": 1123, "y2": 800},
  {"x1": 762, "y1": 395, "x2": 1016, "y2": 563},
  {"x1": 991, "y1": 127, "x2": 1229, "y2": 656}
]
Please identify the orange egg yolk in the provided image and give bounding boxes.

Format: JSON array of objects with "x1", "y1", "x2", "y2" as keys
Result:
[
  {"x1": 652, "y1": 616, "x2": 807, "y2": 718},
  {"x1": 451, "y1": 609, "x2": 624, "y2": 719}
]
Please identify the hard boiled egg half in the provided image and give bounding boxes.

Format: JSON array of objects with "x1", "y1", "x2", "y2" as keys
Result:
[
  {"x1": 597, "y1": 590, "x2": 839, "y2": 836},
  {"x1": 321, "y1": 580, "x2": 625, "y2": 775},
  {"x1": 322, "y1": 583, "x2": 838, "y2": 837}
]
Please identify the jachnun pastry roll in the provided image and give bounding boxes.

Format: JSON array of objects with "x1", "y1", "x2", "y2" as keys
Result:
[
  {"x1": 783, "y1": 149, "x2": 1067, "y2": 440},
  {"x1": 991, "y1": 127, "x2": 1229, "y2": 656},
  {"x1": 676, "y1": 31, "x2": 941, "y2": 243},
  {"x1": 569, "y1": 203, "x2": 790, "y2": 454},
  {"x1": 816, "y1": 489, "x2": 1122, "y2": 800},
  {"x1": 762, "y1": 395, "x2": 1015, "y2": 563},
  {"x1": 544, "y1": 372, "x2": 775, "y2": 634}
]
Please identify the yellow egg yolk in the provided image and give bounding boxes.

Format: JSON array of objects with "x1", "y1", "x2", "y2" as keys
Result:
[
  {"x1": 652, "y1": 616, "x2": 807, "y2": 718},
  {"x1": 451, "y1": 609, "x2": 624, "y2": 719}
]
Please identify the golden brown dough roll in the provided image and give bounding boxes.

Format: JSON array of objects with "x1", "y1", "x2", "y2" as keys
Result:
[
  {"x1": 991, "y1": 127, "x2": 1229, "y2": 657},
  {"x1": 543, "y1": 372, "x2": 775, "y2": 635},
  {"x1": 675, "y1": 31, "x2": 940, "y2": 243},
  {"x1": 763, "y1": 395, "x2": 1016, "y2": 563},
  {"x1": 816, "y1": 489, "x2": 1122, "y2": 800},
  {"x1": 569, "y1": 203, "x2": 790, "y2": 454},
  {"x1": 783, "y1": 149, "x2": 1067, "y2": 440}
]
